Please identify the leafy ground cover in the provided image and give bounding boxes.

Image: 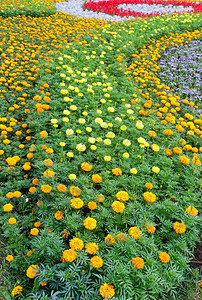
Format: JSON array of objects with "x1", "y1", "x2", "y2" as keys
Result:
[{"x1": 0, "y1": 0, "x2": 201, "y2": 299}]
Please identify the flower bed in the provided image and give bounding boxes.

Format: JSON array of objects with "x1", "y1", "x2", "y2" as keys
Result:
[
  {"x1": 0, "y1": 1, "x2": 201, "y2": 299},
  {"x1": 83, "y1": 0, "x2": 202, "y2": 18}
]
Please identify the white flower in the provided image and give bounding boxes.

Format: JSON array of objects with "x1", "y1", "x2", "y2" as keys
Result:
[
  {"x1": 78, "y1": 118, "x2": 85, "y2": 124},
  {"x1": 88, "y1": 137, "x2": 96, "y2": 144},
  {"x1": 100, "y1": 122, "x2": 108, "y2": 129},
  {"x1": 104, "y1": 139, "x2": 111, "y2": 145},
  {"x1": 115, "y1": 117, "x2": 122, "y2": 123},
  {"x1": 136, "y1": 120, "x2": 144, "y2": 130},
  {"x1": 123, "y1": 139, "x2": 131, "y2": 147},
  {"x1": 76, "y1": 144, "x2": 86, "y2": 152}
]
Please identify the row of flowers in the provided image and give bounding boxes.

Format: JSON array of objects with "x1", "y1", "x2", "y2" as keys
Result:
[{"x1": 0, "y1": 2, "x2": 201, "y2": 299}]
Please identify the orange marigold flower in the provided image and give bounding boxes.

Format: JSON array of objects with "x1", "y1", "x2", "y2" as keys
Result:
[
  {"x1": 159, "y1": 252, "x2": 170, "y2": 263},
  {"x1": 43, "y1": 159, "x2": 53, "y2": 167},
  {"x1": 27, "y1": 153, "x2": 33, "y2": 159},
  {"x1": 117, "y1": 232, "x2": 127, "y2": 242},
  {"x1": 81, "y1": 162, "x2": 92, "y2": 172},
  {"x1": 85, "y1": 243, "x2": 99, "y2": 255},
  {"x1": 112, "y1": 168, "x2": 122, "y2": 176},
  {"x1": 46, "y1": 148, "x2": 54, "y2": 154},
  {"x1": 41, "y1": 281, "x2": 48, "y2": 286},
  {"x1": 132, "y1": 257, "x2": 144, "y2": 269},
  {"x1": 57, "y1": 184, "x2": 67, "y2": 192},
  {"x1": 83, "y1": 217, "x2": 97, "y2": 230},
  {"x1": 6, "y1": 157, "x2": 17, "y2": 166},
  {"x1": 90, "y1": 256, "x2": 103, "y2": 269},
  {"x1": 3, "y1": 203, "x2": 13, "y2": 212},
  {"x1": 165, "y1": 148, "x2": 172, "y2": 156},
  {"x1": 8, "y1": 218, "x2": 17, "y2": 224},
  {"x1": 173, "y1": 147, "x2": 182, "y2": 154},
  {"x1": 179, "y1": 156, "x2": 190, "y2": 165},
  {"x1": 62, "y1": 249, "x2": 77, "y2": 262},
  {"x1": 111, "y1": 201, "x2": 125, "y2": 213},
  {"x1": 145, "y1": 182, "x2": 153, "y2": 189},
  {"x1": 148, "y1": 130, "x2": 157, "y2": 137},
  {"x1": 34, "y1": 222, "x2": 41, "y2": 227},
  {"x1": 70, "y1": 198, "x2": 84, "y2": 209},
  {"x1": 92, "y1": 174, "x2": 102, "y2": 183},
  {"x1": 105, "y1": 234, "x2": 116, "y2": 246},
  {"x1": 88, "y1": 201, "x2": 97, "y2": 210},
  {"x1": 32, "y1": 178, "x2": 39, "y2": 185},
  {"x1": 30, "y1": 228, "x2": 39, "y2": 236},
  {"x1": 54, "y1": 210, "x2": 63, "y2": 220},
  {"x1": 69, "y1": 186, "x2": 81, "y2": 197},
  {"x1": 145, "y1": 223, "x2": 156, "y2": 234},
  {"x1": 41, "y1": 184, "x2": 52, "y2": 193},
  {"x1": 26, "y1": 265, "x2": 40, "y2": 278},
  {"x1": 128, "y1": 227, "x2": 142, "y2": 239},
  {"x1": 116, "y1": 191, "x2": 129, "y2": 202},
  {"x1": 69, "y1": 237, "x2": 84, "y2": 251},
  {"x1": 43, "y1": 170, "x2": 55, "y2": 178},
  {"x1": 143, "y1": 191, "x2": 156, "y2": 203},
  {"x1": 95, "y1": 194, "x2": 105, "y2": 202},
  {"x1": 23, "y1": 163, "x2": 31, "y2": 171},
  {"x1": 6, "y1": 255, "x2": 14, "y2": 262},
  {"x1": 186, "y1": 206, "x2": 198, "y2": 216},
  {"x1": 173, "y1": 221, "x2": 186, "y2": 234},
  {"x1": 61, "y1": 229, "x2": 69, "y2": 239},
  {"x1": 40, "y1": 131, "x2": 48, "y2": 138},
  {"x1": 29, "y1": 187, "x2": 36, "y2": 193},
  {"x1": 164, "y1": 129, "x2": 173, "y2": 136},
  {"x1": 99, "y1": 283, "x2": 115, "y2": 299},
  {"x1": 11, "y1": 285, "x2": 23, "y2": 296}
]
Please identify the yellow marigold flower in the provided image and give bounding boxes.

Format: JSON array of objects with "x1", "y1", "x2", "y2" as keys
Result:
[
  {"x1": 173, "y1": 221, "x2": 186, "y2": 234},
  {"x1": 95, "y1": 194, "x2": 105, "y2": 202},
  {"x1": 62, "y1": 249, "x2": 77, "y2": 262},
  {"x1": 30, "y1": 228, "x2": 39, "y2": 236},
  {"x1": 81, "y1": 162, "x2": 93, "y2": 172},
  {"x1": 148, "y1": 130, "x2": 157, "y2": 137},
  {"x1": 88, "y1": 201, "x2": 97, "y2": 210},
  {"x1": 54, "y1": 210, "x2": 63, "y2": 220},
  {"x1": 23, "y1": 163, "x2": 31, "y2": 171},
  {"x1": 27, "y1": 251, "x2": 32, "y2": 257},
  {"x1": 13, "y1": 191, "x2": 22, "y2": 198},
  {"x1": 6, "y1": 157, "x2": 17, "y2": 166},
  {"x1": 117, "y1": 233, "x2": 127, "y2": 242},
  {"x1": 92, "y1": 174, "x2": 102, "y2": 183},
  {"x1": 40, "y1": 131, "x2": 48, "y2": 138},
  {"x1": 69, "y1": 237, "x2": 84, "y2": 251},
  {"x1": 90, "y1": 256, "x2": 103, "y2": 269},
  {"x1": 11, "y1": 285, "x2": 23, "y2": 296},
  {"x1": 99, "y1": 283, "x2": 115, "y2": 299},
  {"x1": 179, "y1": 156, "x2": 190, "y2": 165},
  {"x1": 41, "y1": 184, "x2": 52, "y2": 193},
  {"x1": 145, "y1": 182, "x2": 153, "y2": 189},
  {"x1": 116, "y1": 191, "x2": 129, "y2": 202},
  {"x1": 3, "y1": 203, "x2": 13, "y2": 212},
  {"x1": 186, "y1": 206, "x2": 198, "y2": 216},
  {"x1": 145, "y1": 223, "x2": 156, "y2": 234},
  {"x1": 132, "y1": 257, "x2": 144, "y2": 269},
  {"x1": 70, "y1": 198, "x2": 84, "y2": 209},
  {"x1": 112, "y1": 168, "x2": 122, "y2": 176},
  {"x1": 6, "y1": 255, "x2": 13, "y2": 262},
  {"x1": 85, "y1": 243, "x2": 99, "y2": 255},
  {"x1": 152, "y1": 144, "x2": 160, "y2": 152},
  {"x1": 68, "y1": 174, "x2": 76, "y2": 180},
  {"x1": 83, "y1": 217, "x2": 97, "y2": 230},
  {"x1": 69, "y1": 186, "x2": 81, "y2": 197},
  {"x1": 111, "y1": 201, "x2": 125, "y2": 213},
  {"x1": 57, "y1": 184, "x2": 67, "y2": 192},
  {"x1": 128, "y1": 227, "x2": 142, "y2": 239},
  {"x1": 159, "y1": 252, "x2": 170, "y2": 263},
  {"x1": 8, "y1": 217, "x2": 16, "y2": 224},
  {"x1": 43, "y1": 170, "x2": 55, "y2": 178},
  {"x1": 105, "y1": 234, "x2": 116, "y2": 246},
  {"x1": 152, "y1": 166, "x2": 160, "y2": 173},
  {"x1": 26, "y1": 265, "x2": 40, "y2": 279},
  {"x1": 143, "y1": 192, "x2": 156, "y2": 203},
  {"x1": 43, "y1": 159, "x2": 53, "y2": 167},
  {"x1": 164, "y1": 129, "x2": 173, "y2": 136}
]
